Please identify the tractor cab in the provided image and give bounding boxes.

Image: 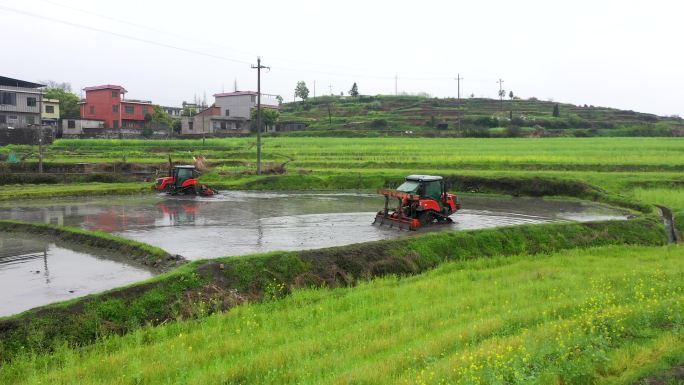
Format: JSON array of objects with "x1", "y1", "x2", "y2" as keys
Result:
[
  {"x1": 397, "y1": 175, "x2": 445, "y2": 202},
  {"x1": 172, "y1": 165, "x2": 200, "y2": 189}
]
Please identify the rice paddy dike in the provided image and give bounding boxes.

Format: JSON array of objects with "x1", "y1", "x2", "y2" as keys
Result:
[{"x1": 1, "y1": 136, "x2": 684, "y2": 383}]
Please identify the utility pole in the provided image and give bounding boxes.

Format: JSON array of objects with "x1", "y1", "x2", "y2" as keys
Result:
[
  {"x1": 497, "y1": 78, "x2": 505, "y2": 111},
  {"x1": 251, "y1": 56, "x2": 269, "y2": 175},
  {"x1": 394, "y1": 75, "x2": 398, "y2": 96},
  {"x1": 328, "y1": 84, "x2": 333, "y2": 96},
  {"x1": 455, "y1": 73, "x2": 463, "y2": 133}
]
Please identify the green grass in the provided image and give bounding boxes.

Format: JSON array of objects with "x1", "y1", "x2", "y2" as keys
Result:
[
  {"x1": 0, "y1": 216, "x2": 666, "y2": 364},
  {"x1": 3, "y1": 244, "x2": 683, "y2": 384},
  {"x1": 630, "y1": 188, "x2": 684, "y2": 211},
  {"x1": 0, "y1": 182, "x2": 149, "y2": 200}
]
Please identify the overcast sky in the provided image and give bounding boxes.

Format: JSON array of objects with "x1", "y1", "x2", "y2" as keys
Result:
[{"x1": 2, "y1": 0, "x2": 682, "y2": 116}]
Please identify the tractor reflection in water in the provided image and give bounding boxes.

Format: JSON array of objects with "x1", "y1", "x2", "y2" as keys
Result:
[
  {"x1": 154, "y1": 165, "x2": 217, "y2": 197},
  {"x1": 157, "y1": 201, "x2": 200, "y2": 226}
]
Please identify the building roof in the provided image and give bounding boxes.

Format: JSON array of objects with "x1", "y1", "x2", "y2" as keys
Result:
[
  {"x1": 213, "y1": 91, "x2": 258, "y2": 97},
  {"x1": 83, "y1": 85, "x2": 127, "y2": 92},
  {"x1": 0, "y1": 76, "x2": 45, "y2": 88},
  {"x1": 123, "y1": 99, "x2": 153, "y2": 105},
  {"x1": 405, "y1": 175, "x2": 443, "y2": 182}
]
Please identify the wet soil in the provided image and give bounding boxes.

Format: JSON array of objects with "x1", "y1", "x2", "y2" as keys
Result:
[{"x1": 0, "y1": 191, "x2": 629, "y2": 260}]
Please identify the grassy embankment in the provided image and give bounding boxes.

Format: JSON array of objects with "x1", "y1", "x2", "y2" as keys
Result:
[
  {"x1": 277, "y1": 95, "x2": 682, "y2": 137},
  {"x1": 2, "y1": 243, "x2": 682, "y2": 385},
  {"x1": 2, "y1": 137, "x2": 684, "y2": 206},
  {"x1": 0, "y1": 216, "x2": 667, "y2": 365},
  {"x1": 0, "y1": 220, "x2": 183, "y2": 270}
]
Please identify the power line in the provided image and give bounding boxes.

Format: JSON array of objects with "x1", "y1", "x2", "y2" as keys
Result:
[{"x1": 0, "y1": 5, "x2": 252, "y2": 65}]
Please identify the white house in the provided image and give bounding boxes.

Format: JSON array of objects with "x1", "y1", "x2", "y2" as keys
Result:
[{"x1": 181, "y1": 91, "x2": 279, "y2": 136}]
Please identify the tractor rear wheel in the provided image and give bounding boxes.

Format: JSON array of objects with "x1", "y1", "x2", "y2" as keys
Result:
[{"x1": 418, "y1": 211, "x2": 434, "y2": 225}]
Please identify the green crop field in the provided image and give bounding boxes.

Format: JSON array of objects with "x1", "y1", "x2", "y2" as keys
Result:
[
  {"x1": 3, "y1": 136, "x2": 684, "y2": 383},
  {"x1": 3, "y1": 245, "x2": 683, "y2": 385},
  {"x1": 3, "y1": 137, "x2": 684, "y2": 209}
]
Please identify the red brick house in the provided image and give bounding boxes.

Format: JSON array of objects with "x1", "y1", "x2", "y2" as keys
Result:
[{"x1": 79, "y1": 85, "x2": 153, "y2": 129}]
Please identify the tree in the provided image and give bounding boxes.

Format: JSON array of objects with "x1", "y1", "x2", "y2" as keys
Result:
[
  {"x1": 172, "y1": 120, "x2": 182, "y2": 134},
  {"x1": 251, "y1": 108, "x2": 280, "y2": 131},
  {"x1": 44, "y1": 88, "x2": 80, "y2": 118},
  {"x1": 276, "y1": 95, "x2": 284, "y2": 105},
  {"x1": 498, "y1": 89, "x2": 506, "y2": 99},
  {"x1": 294, "y1": 81, "x2": 309, "y2": 100},
  {"x1": 349, "y1": 82, "x2": 359, "y2": 97},
  {"x1": 40, "y1": 80, "x2": 72, "y2": 92},
  {"x1": 509, "y1": 91, "x2": 514, "y2": 100},
  {"x1": 552, "y1": 103, "x2": 560, "y2": 117},
  {"x1": 151, "y1": 105, "x2": 173, "y2": 127}
]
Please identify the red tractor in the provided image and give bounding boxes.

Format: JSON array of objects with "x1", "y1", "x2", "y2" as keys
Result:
[
  {"x1": 373, "y1": 175, "x2": 460, "y2": 230},
  {"x1": 154, "y1": 165, "x2": 217, "y2": 197}
]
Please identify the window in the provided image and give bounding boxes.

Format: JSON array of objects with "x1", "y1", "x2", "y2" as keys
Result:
[
  {"x1": 188, "y1": 121, "x2": 193, "y2": 130},
  {"x1": 113, "y1": 120, "x2": 119, "y2": 129},
  {"x1": 46, "y1": 105, "x2": 55, "y2": 113},
  {"x1": 8, "y1": 115, "x2": 18, "y2": 122},
  {"x1": 112, "y1": 105, "x2": 119, "y2": 113},
  {"x1": 27, "y1": 116, "x2": 35, "y2": 125},
  {"x1": 142, "y1": 106, "x2": 148, "y2": 115},
  {"x1": 112, "y1": 90, "x2": 119, "y2": 98},
  {"x1": 67, "y1": 120, "x2": 76, "y2": 128},
  {"x1": 122, "y1": 120, "x2": 127, "y2": 128},
  {"x1": 212, "y1": 121, "x2": 220, "y2": 130},
  {"x1": 27, "y1": 97, "x2": 37, "y2": 107},
  {"x1": 221, "y1": 121, "x2": 228, "y2": 130},
  {"x1": 0, "y1": 115, "x2": 5, "y2": 124},
  {"x1": 225, "y1": 109, "x2": 230, "y2": 116},
  {"x1": 0, "y1": 92, "x2": 16, "y2": 105},
  {"x1": 90, "y1": 105, "x2": 95, "y2": 114},
  {"x1": 125, "y1": 106, "x2": 134, "y2": 114}
]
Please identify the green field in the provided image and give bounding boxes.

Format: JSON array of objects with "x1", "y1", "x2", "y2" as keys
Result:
[
  {"x1": 2, "y1": 136, "x2": 684, "y2": 383},
  {"x1": 3, "y1": 245, "x2": 683, "y2": 385},
  {"x1": 3, "y1": 137, "x2": 683, "y2": 208}
]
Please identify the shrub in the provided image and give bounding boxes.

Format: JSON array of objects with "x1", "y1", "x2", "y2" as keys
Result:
[{"x1": 370, "y1": 119, "x2": 388, "y2": 129}]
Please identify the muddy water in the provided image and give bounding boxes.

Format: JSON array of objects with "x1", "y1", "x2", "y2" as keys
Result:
[
  {"x1": 0, "y1": 192, "x2": 628, "y2": 261},
  {"x1": 0, "y1": 232, "x2": 153, "y2": 317}
]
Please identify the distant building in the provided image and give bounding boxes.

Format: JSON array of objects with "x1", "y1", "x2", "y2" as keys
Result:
[
  {"x1": 0, "y1": 76, "x2": 44, "y2": 128},
  {"x1": 181, "y1": 91, "x2": 279, "y2": 137},
  {"x1": 79, "y1": 85, "x2": 153, "y2": 129},
  {"x1": 180, "y1": 105, "x2": 249, "y2": 136},
  {"x1": 213, "y1": 91, "x2": 279, "y2": 119},
  {"x1": 161, "y1": 106, "x2": 183, "y2": 119},
  {"x1": 61, "y1": 118, "x2": 105, "y2": 137},
  {"x1": 41, "y1": 98, "x2": 60, "y2": 126}
]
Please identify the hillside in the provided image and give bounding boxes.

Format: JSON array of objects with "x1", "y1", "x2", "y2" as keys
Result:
[{"x1": 278, "y1": 95, "x2": 684, "y2": 137}]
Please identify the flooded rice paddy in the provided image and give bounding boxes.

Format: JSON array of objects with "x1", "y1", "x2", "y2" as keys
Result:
[
  {"x1": 0, "y1": 232, "x2": 153, "y2": 316},
  {"x1": 0, "y1": 191, "x2": 628, "y2": 316}
]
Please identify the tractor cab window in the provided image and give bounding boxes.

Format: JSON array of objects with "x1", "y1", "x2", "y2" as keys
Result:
[
  {"x1": 175, "y1": 168, "x2": 193, "y2": 183},
  {"x1": 397, "y1": 180, "x2": 420, "y2": 194},
  {"x1": 424, "y1": 180, "x2": 443, "y2": 201}
]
